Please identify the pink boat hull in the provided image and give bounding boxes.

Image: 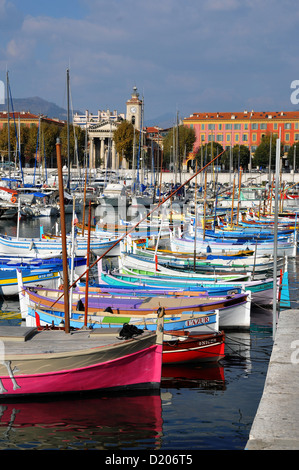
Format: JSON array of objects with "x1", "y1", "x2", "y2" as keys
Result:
[{"x1": 0, "y1": 344, "x2": 162, "y2": 398}]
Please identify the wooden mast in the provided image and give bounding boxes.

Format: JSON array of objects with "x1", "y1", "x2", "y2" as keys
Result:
[
  {"x1": 56, "y1": 138, "x2": 70, "y2": 334},
  {"x1": 84, "y1": 201, "x2": 92, "y2": 327},
  {"x1": 202, "y1": 170, "x2": 208, "y2": 241},
  {"x1": 193, "y1": 160, "x2": 198, "y2": 271},
  {"x1": 230, "y1": 173, "x2": 236, "y2": 226},
  {"x1": 236, "y1": 167, "x2": 242, "y2": 225}
]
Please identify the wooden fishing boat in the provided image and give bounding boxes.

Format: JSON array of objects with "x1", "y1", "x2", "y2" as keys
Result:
[
  {"x1": 19, "y1": 283, "x2": 250, "y2": 330},
  {"x1": 119, "y1": 253, "x2": 251, "y2": 282},
  {"x1": 0, "y1": 268, "x2": 60, "y2": 296},
  {"x1": 162, "y1": 330, "x2": 225, "y2": 364},
  {"x1": 19, "y1": 282, "x2": 250, "y2": 319},
  {"x1": 240, "y1": 211, "x2": 298, "y2": 229},
  {"x1": 0, "y1": 255, "x2": 87, "y2": 296},
  {"x1": 169, "y1": 232, "x2": 296, "y2": 257},
  {"x1": 0, "y1": 320, "x2": 164, "y2": 398},
  {"x1": 131, "y1": 244, "x2": 281, "y2": 275},
  {"x1": 0, "y1": 233, "x2": 121, "y2": 257},
  {"x1": 28, "y1": 304, "x2": 220, "y2": 333},
  {"x1": 99, "y1": 271, "x2": 274, "y2": 306},
  {"x1": 132, "y1": 239, "x2": 255, "y2": 257},
  {"x1": 77, "y1": 280, "x2": 243, "y2": 298}
]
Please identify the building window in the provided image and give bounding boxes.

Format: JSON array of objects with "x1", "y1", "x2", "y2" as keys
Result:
[
  {"x1": 251, "y1": 123, "x2": 258, "y2": 130},
  {"x1": 235, "y1": 134, "x2": 239, "y2": 142},
  {"x1": 273, "y1": 123, "x2": 278, "y2": 129},
  {"x1": 260, "y1": 123, "x2": 267, "y2": 129},
  {"x1": 295, "y1": 134, "x2": 299, "y2": 140},
  {"x1": 242, "y1": 134, "x2": 248, "y2": 141},
  {"x1": 234, "y1": 123, "x2": 241, "y2": 130},
  {"x1": 285, "y1": 133, "x2": 290, "y2": 141},
  {"x1": 201, "y1": 124, "x2": 205, "y2": 130},
  {"x1": 225, "y1": 124, "x2": 232, "y2": 130},
  {"x1": 244, "y1": 123, "x2": 248, "y2": 130},
  {"x1": 201, "y1": 134, "x2": 205, "y2": 141},
  {"x1": 218, "y1": 124, "x2": 222, "y2": 130},
  {"x1": 208, "y1": 124, "x2": 215, "y2": 130},
  {"x1": 216, "y1": 134, "x2": 223, "y2": 141},
  {"x1": 252, "y1": 133, "x2": 257, "y2": 142},
  {"x1": 285, "y1": 123, "x2": 291, "y2": 129},
  {"x1": 295, "y1": 123, "x2": 299, "y2": 130},
  {"x1": 226, "y1": 134, "x2": 231, "y2": 141}
]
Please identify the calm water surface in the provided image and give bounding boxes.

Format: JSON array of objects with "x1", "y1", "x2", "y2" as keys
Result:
[{"x1": 0, "y1": 214, "x2": 295, "y2": 452}]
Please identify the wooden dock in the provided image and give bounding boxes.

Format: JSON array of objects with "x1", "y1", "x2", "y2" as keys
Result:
[{"x1": 246, "y1": 308, "x2": 299, "y2": 450}]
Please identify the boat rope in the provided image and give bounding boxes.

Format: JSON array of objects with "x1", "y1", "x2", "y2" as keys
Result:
[
  {"x1": 0, "y1": 311, "x2": 21, "y2": 319},
  {"x1": 224, "y1": 333, "x2": 272, "y2": 361}
]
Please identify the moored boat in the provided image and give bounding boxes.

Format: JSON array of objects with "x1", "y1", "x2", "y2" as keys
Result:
[
  {"x1": 0, "y1": 233, "x2": 121, "y2": 257},
  {"x1": 99, "y1": 271, "x2": 274, "y2": 306},
  {"x1": 162, "y1": 330, "x2": 225, "y2": 364},
  {"x1": 0, "y1": 319, "x2": 164, "y2": 398},
  {"x1": 28, "y1": 304, "x2": 220, "y2": 333}
]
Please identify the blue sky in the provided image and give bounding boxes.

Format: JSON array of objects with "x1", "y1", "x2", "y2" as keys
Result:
[{"x1": 1, "y1": 0, "x2": 299, "y2": 123}]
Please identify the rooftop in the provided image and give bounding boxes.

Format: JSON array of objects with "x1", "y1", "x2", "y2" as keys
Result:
[{"x1": 184, "y1": 110, "x2": 299, "y2": 121}]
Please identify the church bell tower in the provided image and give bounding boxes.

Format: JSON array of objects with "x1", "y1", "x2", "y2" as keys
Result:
[{"x1": 126, "y1": 86, "x2": 142, "y2": 130}]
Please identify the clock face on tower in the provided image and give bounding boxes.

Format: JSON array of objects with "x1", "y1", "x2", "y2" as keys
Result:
[{"x1": 130, "y1": 106, "x2": 136, "y2": 113}]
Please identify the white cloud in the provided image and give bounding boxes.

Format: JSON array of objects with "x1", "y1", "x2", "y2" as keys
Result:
[{"x1": 1, "y1": 0, "x2": 299, "y2": 118}]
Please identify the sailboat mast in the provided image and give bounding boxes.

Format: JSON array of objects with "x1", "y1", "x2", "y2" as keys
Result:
[
  {"x1": 6, "y1": 71, "x2": 11, "y2": 182},
  {"x1": 56, "y1": 138, "x2": 70, "y2": 334},
  {"x1": 84, "y1": 201, "x2": 92, "y2": 328},
  {"x1": 272, "y1": 137, "x2": 280, "y2": 340},
  {"x1": 67, "y1": 68, "x2": 70, "y2": 189}
]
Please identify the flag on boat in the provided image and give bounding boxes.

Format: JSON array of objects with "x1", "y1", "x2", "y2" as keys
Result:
[{"x1": 73, "y1": 213, "x2": 79, "y2": 225}]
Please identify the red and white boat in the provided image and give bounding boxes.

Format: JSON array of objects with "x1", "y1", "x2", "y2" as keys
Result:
[{"x1": 162, "y1": 330, "x2": 225, "y2": 364}]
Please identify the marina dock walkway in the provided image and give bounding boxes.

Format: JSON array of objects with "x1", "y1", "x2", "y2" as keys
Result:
[{"x1": 246, "y1": 308, "x2": 299, "y2": 450}]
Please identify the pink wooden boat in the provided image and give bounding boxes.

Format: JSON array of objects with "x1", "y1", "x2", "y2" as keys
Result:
[{"x1": 0, "y1": 318, "x2": 164, "y2": 398}]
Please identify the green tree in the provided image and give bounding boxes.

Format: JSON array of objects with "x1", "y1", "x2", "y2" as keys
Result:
[
  {"x1": 221, "y1": 145, "x2": 250, "y2": 170},
  {"x1": 194, "y1": 142, "x2": 224, "y2": 168},
  {"x1": 252, "y1": 133, "x2": 283, "y2": 170},
  {"x1": 113, "y1": 120, "x2": 139, "y2": 167},
  {"x1": 0, "y1": 124, "x2": 17, "y2": 162},
  {"x1": 163, "y1": 125, "x2": 196, "y2": 168},
  {"x1": 40, "y1": 123, "x2": 61, "y2": 168},
  {"x1": 25, "y1": 125, "x2": 39, "y2": 165},
  {"x1": 59, "y1": 123, "x2": 86, "y2": 167},
  {"x1": 287, "y1": 142, "x2": 299, "y2": 170}
]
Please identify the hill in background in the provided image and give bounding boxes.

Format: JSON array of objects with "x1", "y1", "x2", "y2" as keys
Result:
[
  {"x1": 0, "y1": 96, "x2": 176, "y2": 128},
  {"x1": 0, "y1": 96, "x2": 82, "y2": 121}
]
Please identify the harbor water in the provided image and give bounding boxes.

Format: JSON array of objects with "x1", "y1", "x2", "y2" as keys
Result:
[{"x1": 0, "y1": 213, "x2": 296, "y2": 452}]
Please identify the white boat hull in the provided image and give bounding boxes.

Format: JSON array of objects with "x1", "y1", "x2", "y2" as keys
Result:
[{"x1": 0, "y1": 234, "x2": 121, "y2": 257}]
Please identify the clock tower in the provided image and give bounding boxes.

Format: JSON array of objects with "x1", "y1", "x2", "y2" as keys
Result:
[{"x1": 126, "y1": 86, "x2": 142, "y2": 130}]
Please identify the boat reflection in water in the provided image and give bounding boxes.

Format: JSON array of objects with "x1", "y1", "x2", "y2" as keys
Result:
[
  {"x1": 161, "y1": 363, "x2": 225, "y2": 390},
  {"x1": 0, "y1": 365, "x2": 227, "y2": 450},
  {"x1": 0, "y1": 392, "x2": 163, "y2": 450}
]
